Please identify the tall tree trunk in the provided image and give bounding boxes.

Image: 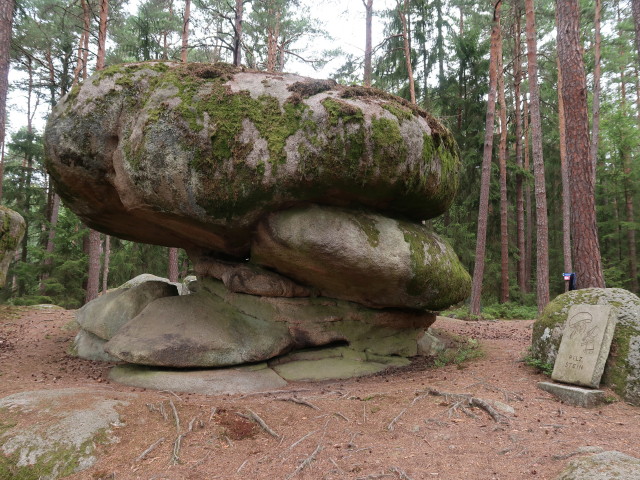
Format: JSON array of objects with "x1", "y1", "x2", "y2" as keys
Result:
[
  {"x1": 399, "y1": 0, "x2": 416, "y2": 104},
  {"x1": 590, "y1": 0, "x2": 602, "y2": 186},
  {"x1": 168, "y1": 247, "x2": 179, "y2": 282},
  {"x1": 497, "y1": 21, "x2": 509, "y2": 304},
  {"x1": 557, "y1": 56, "x2": 573, "y2": 282},
  {"x1": 557, "y1": 0, "x2": 605, "y2": 289},
  {"x1": 96, "y1": 0, "x2": 109, "y2": 70},
  {"x1": 470, "y1": 0, "x2": 502, "y2": 316},
  {"x1": 0, "y1": 0, "x2": 14, "y2": 196},
  {"x1": 233, "y1": 0, "x2": 243, "y2": 66},
  {"x1": 457, "y1": 5, "x2": 464, "y2": 130},
  {"x1": 632, "y1": 0, "x2": 640, "y2": 60},
  {"x1": 523, "y1": 94, "x2": 533, "y2": 293},
  {"x1": 363, "y1": 0, "x2": 373, "y2": 87},
  {"x1": 525, "y1": 0, "x2": 550, "y2": 311},
  {"x1": 85, "y1": 231, "x2": 101, "y2": 302},
  {"x1": 102, "y1": 235, "x2": 110, "y2": 293},
  {"x1": 181, "y1": 0, "x2": 191, "y2": 63},
  {"x1": 266, "y1": 7, "x2": 281, "y2": 71},
  {"x1": 86, "y1": 0, "x2": 110, "y2": 303},
  {"x1": 40, "y1": 192, "x2": 60, "y2": 293},
  {"x1": 82, "y1": 0, "x2": 89, "y2": 80},
  {"x1": 513, "y1": 3, "x2": 526, "y2": 295}
]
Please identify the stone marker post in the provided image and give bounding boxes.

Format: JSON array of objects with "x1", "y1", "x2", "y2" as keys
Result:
[{"x1": 551, "y1": 305, "x2": 617, "y2": 388}]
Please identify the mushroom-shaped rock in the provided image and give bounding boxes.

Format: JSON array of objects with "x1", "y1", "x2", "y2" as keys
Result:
[
  {"x1": 251, "y1": 205, "x2": 471, "y2": 310},
  {"x1": 44, "y1": 62, "x2": 461, "y2": 257}
]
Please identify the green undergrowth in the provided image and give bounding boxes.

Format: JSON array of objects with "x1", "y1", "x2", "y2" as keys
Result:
[
  {"x1": 445, "y1": 302, "x2": 538, "y2": 321},
  {"x1": 521, "y1": 351, "x2": 554, "y2": 376},
  {"x1": 433, "y1": 336, "x2": 483, "y2": 368}
]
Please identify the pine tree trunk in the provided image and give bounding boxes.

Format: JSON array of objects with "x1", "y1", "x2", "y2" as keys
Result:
[
  {"x1": 40, "y1": 192, "x2": 60, "y2": 293},
  {"x1": 557, "y1": 0, "x2": 605, "y2": 289},
  {"x1": 181, "y1": 0, "x2": 191, "y2": 63},
  {"x1": 399, "y1": 0, "x2": 416, "y2": 104},
  {"x1": 363, "y1": 0, "x2": 373, "y2": 87},
  {"x1": 497, "y1": 23, "x2": 509, "y2": 304},
  {"x1": 85, "y1": 0, "x2": 109, "y2": 304},
  {"x1": 266, "y1": 7, "x2": 280, "y2": 71},
  {"x1": 523, "y1": 95, "x2": 533, "y2": 293},
  {"x1": 632, "y1": 0, "x2": 640, "y2": 60},
  {"x1": 102, "y1": 235, "x2": 111, "y2": 293},
  {"x1": 513, "y1": 4, "x2": 526, "y2": 296},
  {"x1": 556, "y1": 55, "x2": 572, "y2": 282},
  {"x1": 525, "y1": 0, "x2": 550, "y2": 311},
  {"x1": 0, "y1": 0, "x2": 14, "y2": 197},
  {"x1": 469, "y1": 0, "x2": 501, "y2": 316},
  {"x1": 590, "y1": 0, "x2": 602, "y2": 185},
  {"x1": 96, "y1": 0, "x2": 109, "y2": 71},
  {"x1": 82, "y1": 0, "x2": 89, "y2": 80},
  {"x1": 85, "y1": 231, "x2": 101, "y2": 303},
  {"x1": 168, "y1": 247, "x2": 179, "y2": 282},
  {"x1": 233, "y1": 0, "x2": 243, "y2": 66}
]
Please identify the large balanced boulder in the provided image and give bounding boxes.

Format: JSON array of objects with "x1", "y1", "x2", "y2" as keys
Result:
[
  {"x1": 44, "y1": 61, "x2": 460, "y2": 257},
  {"x1": 251, "y1": 205, "x2": 470, "y2": 310},
  {"x1": 531, "y1": 288, "x2": 640, "y2": 406},
  {"x1": 0, "y1": 206, "x2": 25, "y2": 287}
]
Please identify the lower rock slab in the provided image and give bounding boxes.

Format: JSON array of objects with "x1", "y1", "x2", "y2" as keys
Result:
[
  {"x1": 0, "y1": 388, "x2": 136, "y2": 479},
  {"x1": 538, "y1": 381, "x2": 605, "y2": 408},
  {"x1": 109, "y1": 363, "x2": 287, "y2": 395}
]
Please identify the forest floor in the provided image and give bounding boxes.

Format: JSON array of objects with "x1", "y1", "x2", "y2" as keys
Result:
[{"x1": 1, "y1": 305, "x2": 639, "y2": 480}]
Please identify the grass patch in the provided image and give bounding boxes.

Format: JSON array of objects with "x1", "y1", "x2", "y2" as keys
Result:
[{"x1": 434, "y1": 337, "x2": 483, "y2": 369}]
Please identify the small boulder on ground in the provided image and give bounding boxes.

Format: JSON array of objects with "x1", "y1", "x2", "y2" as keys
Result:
[{"x1": 556, "y1": 450, "x2": 640, "y2": 480}]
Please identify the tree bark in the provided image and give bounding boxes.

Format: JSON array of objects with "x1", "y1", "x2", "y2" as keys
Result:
[
  {"x1": 233, "y1": 0, "x2": 243, "y2": 66},
  {"x1": 556, "y1": 56, "x2": 573, "y2": 282},
  {"x1": 363, "y1": 0, "x2": 373, "y2": 87},
  {"x1": 399, "y1": 0, "x2": 416, "y2": 104},
  {"x1": 0, "y1": 0, "x2": 14, "y2": 194},
  {"x1": 525, "y1": 0, "x2": 550, "y2": 311},
  {"x1": 266, "y1": 5, "x2": 280, "y2": 71},
  {"x1": 632, "y1": 0, "x2": 640, "y2": 61},
  {"x1": 168, "y1": 247, "x2": 179, "y2": 282},
  {"x1": 513, "y1": 3, "x2": 526, "y2": 295},
  {"x1": 40, "y1": 192, "x2": 60, "y2": 293},
  {"x1": 590, "y1": 0, "x2": 602, "y2": 186},
  {"x1": 102, "y1": 235, "x2": 111, "y2": 293},
  {"x1": 85, "y1": 231, "x2": 101, "y2": 302},
  {"x1": 523, "y1": 94, "x2": 533, "y2": 293},
  {"x1": 497, "y1": 20, "x2": 509, "y2": 304},
  {"x1": 181, "y1": 0, "x2": 191, "y2": 63},
  {"x1": 96, "y1": 0, "x2": 109, "y2": 70},
  {"x1": 557, "y1": 0, "x2": 605, "y2": 289},
  {"x1": 86, "y1": 0, "x2": 110, "y2": 303},
  {"x1": 469, "y1": 0, "x2": 501, "y2": 316}
]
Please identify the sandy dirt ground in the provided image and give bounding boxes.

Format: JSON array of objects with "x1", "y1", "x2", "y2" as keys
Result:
[{"x1": 1, "y1": 305, "x2": 639, "y2": 480}]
